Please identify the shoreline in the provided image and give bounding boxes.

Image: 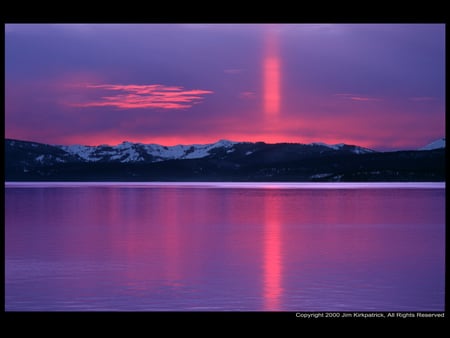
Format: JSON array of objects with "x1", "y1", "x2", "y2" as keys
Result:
[{"x1": 4, "y1": 181, "x2": 446, "y2": 189}]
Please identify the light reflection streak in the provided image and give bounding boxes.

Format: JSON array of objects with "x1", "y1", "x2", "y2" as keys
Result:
[{"x1": 263, "y1": 191, "x2": 283, "y2": 310}]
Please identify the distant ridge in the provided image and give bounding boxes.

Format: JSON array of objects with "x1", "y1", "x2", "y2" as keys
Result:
[
  {"x1": 6, "y1": 138, "x2": 375, "y2": 164},
  {"x1": 5, "y1": 138, "x2": 445, "y2": 182}
]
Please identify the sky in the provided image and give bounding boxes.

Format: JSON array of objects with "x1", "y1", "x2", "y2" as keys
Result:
[{"x1": 5, "y1": 23, "x2": 445, "y2": 151}]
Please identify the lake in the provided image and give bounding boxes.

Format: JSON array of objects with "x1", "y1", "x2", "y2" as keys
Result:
[{"x1": 5, "y1": 182, "x2": 445, "y2": 312}]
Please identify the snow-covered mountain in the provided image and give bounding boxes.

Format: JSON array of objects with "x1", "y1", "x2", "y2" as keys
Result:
[
  {"x1": 311, "y1": 142, "x2": 374, "y2": 154},
  {"x1": 60, "y1": 139, "x2": 238, "y2": 163},
  {"x1": 419, "y1": 138, "x2": 445, "y2": 151},
  {"x1": 57, "y1": 139, "x2": 373, "y2": 164},
  {"x1": 5, "y1": 138, "x2": 445, "y2": 181}
]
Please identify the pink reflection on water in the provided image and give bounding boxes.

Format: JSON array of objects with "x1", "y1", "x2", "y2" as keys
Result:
[
  {"x1": 5, "y1": 185, "x2": 445, "y2": 311},
  {"x1": 263, "y1": 190, "x2": 283, "y2": 310}
]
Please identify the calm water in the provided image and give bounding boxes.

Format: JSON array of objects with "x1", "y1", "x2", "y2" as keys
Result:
[{"x1": 5, "y1": 182, "x2": 445, "y2": 311}]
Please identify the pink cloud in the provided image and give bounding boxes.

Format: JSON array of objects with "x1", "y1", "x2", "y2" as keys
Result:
[
  {"x1": 239, "y1": 91, "x2": 256, "y2": 99},
  {"x1": 334, "y1": 93, "x2": 381, "y2": 102},
  {"x1": 69, "y1": 83, "x2": 213, "y2": 109}
]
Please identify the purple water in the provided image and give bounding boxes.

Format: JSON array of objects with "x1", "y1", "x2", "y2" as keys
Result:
[{"x1": 5, "y1": 182, "x2": 445, "y2": 311}]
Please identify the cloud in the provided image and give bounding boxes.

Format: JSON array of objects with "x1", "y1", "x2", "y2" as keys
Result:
[
  {"x1": 334, "y1": 93, "x2": 381, "y2": 102},
  {"x1": 239, "y1": 91, "x2": 256, "y2": 99},
  {"x1": 224, "y1": 68, "x2": 243, "y2": 75},
  {"x1": 69, "y1": 83, "x2": 213, "y2": 109},
  {"x1": 409, "y1": 96, "x2": 437, "y2": 101}
]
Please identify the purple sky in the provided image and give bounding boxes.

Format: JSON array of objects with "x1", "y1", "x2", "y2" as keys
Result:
[{"x1": 5, "y1": 24, "x2": 445, "y2": 150}]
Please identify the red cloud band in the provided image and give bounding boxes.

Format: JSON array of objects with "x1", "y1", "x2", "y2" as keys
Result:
[{"x1": 72, "y1": 83, "x2": 213, "y2": 109}]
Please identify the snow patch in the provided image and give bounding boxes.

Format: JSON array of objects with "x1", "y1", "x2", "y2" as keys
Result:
[
  {"x1": 310, "y1": 173, "x2": 332, "y2": 179},
  {"x1": 143, "y1": 140, "x2": 238, "y2": 161},
  {"x1": 61, "y1": 145, "x2": 97, "y2": 161},
  {"x1": 419, "y1": 138, "x2": 445, "y2": 151},
  {"x1": 352, "y1": 147, "x2": 373, "y2": 154},
  {"x1": 330, "y1": 143, "x2": 345, "y2": 150},
  {"x1": 311, "y1": 142, "x2": 344, "y2": 150},
  {"x1": 311, "y1": 142, "x2": 372, "y2": 154}
]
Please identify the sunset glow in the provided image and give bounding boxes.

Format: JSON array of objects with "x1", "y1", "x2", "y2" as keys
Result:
[{"x1": 5, "y1": 24, "x2": 445, "y2": 151}]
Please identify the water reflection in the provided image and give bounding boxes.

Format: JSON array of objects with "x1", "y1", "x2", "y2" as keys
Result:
[
  {"x1": 263, "y1": 190, "x2": 283, "y2": 310},
  {"x1": 5, "y1": 185, "x2": 445, "y2": 311},
  {"x1": 161, "y1": 189, "x2": 182, "y2": 287}
]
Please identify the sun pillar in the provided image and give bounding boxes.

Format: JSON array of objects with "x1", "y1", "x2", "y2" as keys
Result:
[{"x1": 263, "y1": 28, "x2": 281, "y2": 119}]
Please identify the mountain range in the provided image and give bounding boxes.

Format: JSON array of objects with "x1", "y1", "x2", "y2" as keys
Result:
[{"x1": 4, "y1": 138, "x2": 445, "y2": 182}]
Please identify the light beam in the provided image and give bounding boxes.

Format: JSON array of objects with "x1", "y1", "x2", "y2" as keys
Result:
[{"x1": 263, "y1": 29, "x2": 281, "y2": 116}]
